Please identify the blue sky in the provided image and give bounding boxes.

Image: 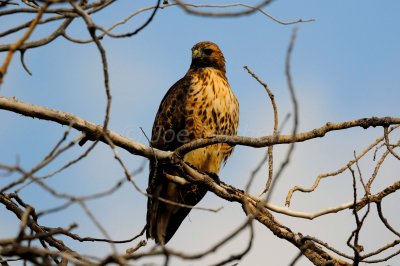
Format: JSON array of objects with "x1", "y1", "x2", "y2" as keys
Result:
[{"x1": 1, "y1": 1, "x2": 400, "y2": 265}]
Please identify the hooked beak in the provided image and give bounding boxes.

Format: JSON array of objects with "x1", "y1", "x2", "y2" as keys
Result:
[{"x1": 192, "y1": 49, "x2": 201, "y2": 58}]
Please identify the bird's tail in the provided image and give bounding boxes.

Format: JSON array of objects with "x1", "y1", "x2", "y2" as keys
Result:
[{"x1": 146, "y1": 166, "x2": 206, "y2": 244}]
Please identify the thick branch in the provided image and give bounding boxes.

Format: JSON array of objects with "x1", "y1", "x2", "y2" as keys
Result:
[
  {"x1": 356, "y1": 180, "x2": 400, "y2": 211},
  {"x1": 179, "y1": 161, "x2": 351, "y2": 266},
  {"x1": 1, "y1": 96, "x2": 399, "y2": 160},
  {"x1": 176, "y1": 117, "x2": 400, "y2": 156},
  {"x1": 0, "y1": 96, "x2": 171, "y2": 161}
]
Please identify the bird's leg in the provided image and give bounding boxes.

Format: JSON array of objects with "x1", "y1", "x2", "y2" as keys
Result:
[{"x1": 205, "y1": 171, "x2": 220, "y2": 184}]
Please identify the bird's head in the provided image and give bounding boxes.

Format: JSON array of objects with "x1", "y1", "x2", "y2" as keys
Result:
[{"x1": 190, "y1": 41, "x2": 226, "y2": 73}]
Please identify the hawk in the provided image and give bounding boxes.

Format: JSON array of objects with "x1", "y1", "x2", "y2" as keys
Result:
[{"x1": 146, "y1": 41, "x2": 239, "y2": 244}]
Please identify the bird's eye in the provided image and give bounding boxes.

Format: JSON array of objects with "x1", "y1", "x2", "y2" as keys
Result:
[{"x1": 203, "y1": 48, "x2": 213, "y2": 56}]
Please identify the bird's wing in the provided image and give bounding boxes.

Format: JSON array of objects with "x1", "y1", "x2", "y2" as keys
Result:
[{"x1": 147, "y1": 75, "x2": 207, "y2": 244}]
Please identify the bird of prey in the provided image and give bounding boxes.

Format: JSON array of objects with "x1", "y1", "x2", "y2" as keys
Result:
[{"x1": 146, "y1": 41, "x2": 239, "y2": 244}]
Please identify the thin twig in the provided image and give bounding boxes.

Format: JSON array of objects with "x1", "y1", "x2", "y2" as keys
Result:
[
  {"x1": 265, "y1": 27, "x2": 299, "y2": 202},
  {"x1": 383, "y1": 127, "x2": 400, "y2": 160},
  {"x1": 243, "y1": 66, "x2": 278, "y2": 194},
  {"x1": 79, "y1": 201, "x2": 118, "y2": 254},
  {"x1": 0, "y1": 2, "x2": 48, "y2": 85},
  {"x1": 19, "y1": 49, "x2": 32, "y2": 75},
  {"x1": 174, "y1": 0, "x2": 273, "y2": 17},
  {"x1": 285, "y1": 127, "x2": 399, "y2": 206},
  {"x1": 245, "y1": 151, "x2": 268, "y2": 192},
  {"x1": 376, "y1": 202, "x2": 400, "y2": 238}
]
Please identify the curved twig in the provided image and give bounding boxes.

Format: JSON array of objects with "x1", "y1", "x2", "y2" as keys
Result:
[{"x1": 244, "y1": 66, "x2": 278, "y2": 194}]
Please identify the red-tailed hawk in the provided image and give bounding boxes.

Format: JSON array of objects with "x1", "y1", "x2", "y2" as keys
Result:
[{"x1": 146, "y1": 41, "x2": 239, "y2": 244}]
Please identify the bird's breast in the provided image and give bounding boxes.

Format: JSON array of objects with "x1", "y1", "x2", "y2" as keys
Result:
[{"x1": 183, "y1": 68, "x2": 239, "y2": 173}]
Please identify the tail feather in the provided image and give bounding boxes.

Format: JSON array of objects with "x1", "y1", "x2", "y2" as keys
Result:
[{"x1": 146, "y1": 164, "x2": 206, "y2": 244}]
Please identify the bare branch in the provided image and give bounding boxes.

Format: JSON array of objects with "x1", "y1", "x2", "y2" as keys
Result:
[
  {"x1": 0, "y1": 17, "x2": 74, "y2": 52},
  {"x1": 0, "y1": 96, "x2": 170, "y2": 160},
  {"x1": 264, "y1": 27, "x2": 299, "y2": 200},
  {"x1": 245, "y1": 151, "x2": 268, "y2": 192},
  {"x1": 177, "y1": 161, "x2": 351, "y2": 265},
  {"x1": 376, "y1": 202, "x2": 400, "y2": 238},
  {"x1": 0, "y1": 2, "x2": 48, "y2": 85},
  {"x1": 1, "y1": 133, "x2": 81, "y2": 193},
  {"x1": 1, "y1": 96, "x2": 400, "y2": 162},
  {"x1": 286, "y1": 126, "x2": 399, "y2": 206},
  {"x1": 244, "y1": 66, "x2": 278, "y2": 194},
  {"x1": 0, "y1": 193, "x2": 90, "y2": 264},
  {"x1": 384, "y1": 127, "x2": 400, "y2": 160},
  {"x1": 173, "y1": 0, "x2": 273, "y2": 17}
]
